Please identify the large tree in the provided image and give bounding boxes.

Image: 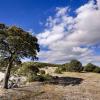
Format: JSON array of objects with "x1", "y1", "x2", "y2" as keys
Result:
[{"x1": 0, "y1": 23, "x2": 40, "y2": 89}]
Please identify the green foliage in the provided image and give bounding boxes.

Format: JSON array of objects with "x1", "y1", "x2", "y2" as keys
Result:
[
  {"x1": 84, "y1": 63, "x2": 96, "y2": 72},
  {"x1": 67, "y1": 60, "x2": 83, "y2": 72},
  {"x1": 27, "y1": 73, "x2": 39, "y2": 82},
  {"x1": 27, "y1": 73, "x2": 52, "y2": 82},
  {"x1": 27, "y1": 73, "x2": 35, "y2": 82},
  {"x1": 0, "y1": 24, "x2": 40, "y2": 68},
  {"x1": 61, "y1": 63, "x2": 69, "y2": 71},
  {"x1": 15, "y1": 64, "x2": 39, "y2": 76},
  {"x1": 15, "y1": 63, "x2": 52, "y2": 82},
  {"x1": 55, "y1": 61, "x2": 83, "y2": 73},
  {"x1": 37, "y1": 74, "x2": 52, "y2": 82},
  {"x1": 93, "y1": 67, "x2": 100, "y2": 73},
  {"x1": 15, "y1": 64, "x2": 40, "y2": 82},
  {"x1": 28, "y1": 65, "x2": 39, "y2": 74},
  {"x1": 0, "y1": 23, "x2": 40, "y2": 88},
  {"x1": 22, "y1": 62, "x2": 61, "y2": 68},
  {"x1": 39, "y1": 70, "x2": 46, "y2": 75},
  {"x1": 54, "y1": 67, "x2": 62, "y2": 74},
  {"x1": 43, "y1": 74, "x2": 52, "y2": 81},
  {"x1": 60, "y1": 66, "x2": 66, "y2": 72}
]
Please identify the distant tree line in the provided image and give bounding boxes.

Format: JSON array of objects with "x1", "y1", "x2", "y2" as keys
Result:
[
  {"x1": 54, "y1": 60, "x2": 100, "y2": 74},
  {"x1": 14, "y1": 60, "x2": 100, "y2": 75}
]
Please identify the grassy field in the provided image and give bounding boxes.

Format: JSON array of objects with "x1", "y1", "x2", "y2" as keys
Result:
[{"x1": 0, "y1": 71, "x2": 100, "y2": 100}]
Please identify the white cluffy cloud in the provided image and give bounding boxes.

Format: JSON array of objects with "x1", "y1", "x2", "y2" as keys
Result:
[{"x1": 37, "y1": 0, "x2": 100, "y2": 65}]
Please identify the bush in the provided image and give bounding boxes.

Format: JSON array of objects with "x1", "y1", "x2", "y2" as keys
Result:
[
  {"x1": 28, "y1": 65, "x2": 39, "y2": 74},
  {"x1": 84, "y1": 63, "x2": 96, "y2": 72},
  {"x1": 39, "y1": 74, "x2": 52, "y2": 82},
  {"x1": 60, "y1": 66, "x2": 67, "y2": 72},
  {"x1": 27, "y1": 73, "x2": 52, "y2": 82},
  {"x1": 93, "y1": 67, "x2": 100, "y2": 73},
  {"x1": 39, "y1": 70, "x2": 46, "y2": 75},
  {"x1": 54, "y1": 67, "x2": 62, "y2": 74},
  {"x1": 67, "y1": 60, "x2": 83, "y2": 72},
  {"x1": 15, "y1": 65, "x2": 39, "y2": 76},
  {"x1": 27, "y1": 73, "x2": 38, "y2": 82}
]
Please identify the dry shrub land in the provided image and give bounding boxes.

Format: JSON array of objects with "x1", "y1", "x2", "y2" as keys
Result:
[{"x1": 0, "y1": 70, "x2": 100, "y2": 100}]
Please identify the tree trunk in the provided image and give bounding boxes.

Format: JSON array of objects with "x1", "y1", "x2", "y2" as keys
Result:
[{"x1": 3, "y1": 58, "x2": 13, "y2": 89}]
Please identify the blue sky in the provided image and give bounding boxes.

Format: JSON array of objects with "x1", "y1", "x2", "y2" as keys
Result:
[
  {"x1": 0, "y1": 0, "x2": 100, "y2": 65},
  {"x1": 0, "y1": 0, "x2": 89, "y2": 33}
]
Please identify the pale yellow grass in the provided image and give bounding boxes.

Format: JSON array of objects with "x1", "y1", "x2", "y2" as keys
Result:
[{"x1": 0, "y1": 69, "x2": 100, "y2": 100}]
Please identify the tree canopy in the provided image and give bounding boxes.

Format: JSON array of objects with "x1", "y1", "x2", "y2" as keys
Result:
[
  {"x1": 0, "y1": 23, "x2": 40, "y2": 88},
  {"x1": 0, "y1": 24, "x2": 39, "y2": 62}
]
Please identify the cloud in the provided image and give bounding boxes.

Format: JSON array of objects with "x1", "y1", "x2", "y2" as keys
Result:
[
  {"x1": 97, "y1": 0, "x2": 100, "y2": 8},
  {"x1": 67, "y1": 0, "x2": 100, "y2": 45},
  {"x1": 37, "y1": 0, "x2": 100, "y2": 65}
]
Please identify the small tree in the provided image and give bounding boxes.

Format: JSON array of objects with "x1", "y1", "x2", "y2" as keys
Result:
[
  {"x1": 0, "y1": 23, "x2": 40, "y2": 89},
  {"x1": 84, "y1": 63, "x2": 96, "y2": 72},
  {"x1": 93, "y1": 67, "x2": 100, "y2": 73},
  {"x1": 67, "y1": 60, "x2": 83, "y2": 72}
]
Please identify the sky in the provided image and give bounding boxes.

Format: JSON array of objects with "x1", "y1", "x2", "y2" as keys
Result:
[{"x1": 0, "y1": 0, "x2": 100, "y2": 65}]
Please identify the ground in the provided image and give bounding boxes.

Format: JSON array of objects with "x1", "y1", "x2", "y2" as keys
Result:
[{"x1": 0, "y1": 70, "x2": 100, "y2": 100}]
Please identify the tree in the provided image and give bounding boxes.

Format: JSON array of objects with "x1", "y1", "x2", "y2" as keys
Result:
[
  {"x1": 84, "y1": 63, "x2": 96, "y2": 72},
  {"x1": 0, "y1": 23, "x2": 40, "y2": 89},
  {"x1": 67, "y1": 59, "x2": 83, "y2": 72},
  {"x1": 93, "y1": 67, "x2": 100, "y2": 73}
]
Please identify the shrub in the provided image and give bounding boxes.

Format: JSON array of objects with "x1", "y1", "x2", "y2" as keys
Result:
[
  {"x1": 36, "y1": 74, "x2": 52, "y2": 82},
  {"x1": 84, "y1": 63, "x2": 96, "y2": 72},
  {"x1": 54, "y1": 67, "x2": 62, "y2": 74},
  {"x1": 54, "y1": 64, "x2": 69, "y2": 74},
  {"x1": 39, "y1": 70, "x2": 46, "y2": 75},
  {"x1": 27, "y1": 73, "x2": 52, "y2": 82},
  {"x1": 67, "y1": 60, "x2": 83, "y2": 72},
  {"x1": 93, "y1": 67, "x2": 100, "y2": 73},
  {"x1": 28, "y1": 65, "x2": 39, "y2": 75},
  {"x1": 60, "y1": 66, "x2": 67, "y2": 72},
  {"x1": 15, "y1": 65, "x2": 39, "y2": 76},
  {"x1": 39, "y1": 74, "x2": 52, "y2": 82},
  {"x1": 27, "y1": 73, "x2": 38, "y2": 82}
]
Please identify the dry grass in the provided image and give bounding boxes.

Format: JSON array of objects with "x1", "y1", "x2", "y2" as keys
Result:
[{"x1": 0, "y1": 71, "x2": 100, "y2": 100}]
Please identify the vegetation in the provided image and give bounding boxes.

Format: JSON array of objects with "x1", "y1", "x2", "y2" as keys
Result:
[
  {"x1": 54, "y1": 64, "x2": 68, "y2": 74},
  {"x1": 27, "y1": 73, "x2": 52, "y2": 82},
  {"x1": 93, "y1": 67, "x2": 100, "y2": 73},
  {"x1": 54, "y1": 67, "x2": 62, "y2": 74},
  {"x1": 54, "y1": 60, "x2": 83, "y2": 73},
  {"x1": 22, "y1": 62, "x2": 60, "y2": 68},
  {"x1": 66, "y1": 60, "x2": 83, "y2": 72},
  {"x1": 39, "y1": 70, "x2": 46, "y2": 75},
  {"x1": 84, "y1": 63, "x2": 96, "y2": 72},
  {"x1": 84, "y1": 63, "x2": 100, "y2": 73},
  {"x1": 9, "y1": 60, "x2": 100, "y2": 83},
  {"x1": 0, "y1": 23, "x2": 40, "y2": 89},
  {"x1": 16, "y1": 65, "x2": 39, "y2": 76},
  {"x1": 36, "y1": 74, "x2": 52, "y2": 82},
  {"x1": 15, "y1": 63, "x2": 52, "y2": 82}
]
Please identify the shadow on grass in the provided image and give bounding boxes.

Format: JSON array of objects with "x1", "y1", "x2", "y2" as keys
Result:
[{"x1": 44, "y1": 76, "x2": 83, "y2": 86}]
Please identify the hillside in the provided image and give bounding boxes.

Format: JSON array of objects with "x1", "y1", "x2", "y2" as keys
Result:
[{"x1": 22, "y1": 62, "x2": 62, "y2": 68}]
